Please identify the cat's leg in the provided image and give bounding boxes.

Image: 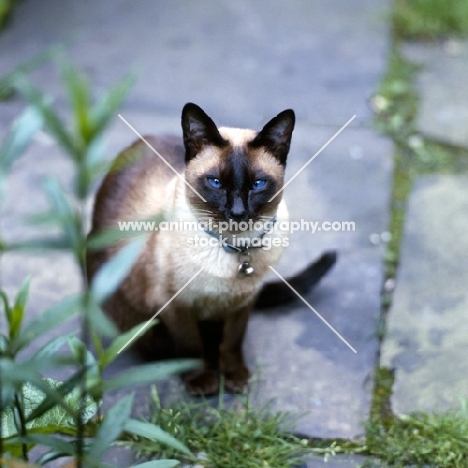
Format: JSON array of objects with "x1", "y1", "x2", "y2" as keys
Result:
[
  {"x1": 219, "y1": 305, "x2": 252, "y2": 393},
  {"x1": 161, "y1": 306, "x2": 219, "y2": 395}
]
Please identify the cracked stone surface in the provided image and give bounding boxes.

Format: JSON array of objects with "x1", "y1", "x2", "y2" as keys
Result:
[
  {"x1": 381, "y1": 176, "x2": 468, "y2": 415},
  {"x1": 402, "y1": 41, "x2": 468, "y2": 148}
]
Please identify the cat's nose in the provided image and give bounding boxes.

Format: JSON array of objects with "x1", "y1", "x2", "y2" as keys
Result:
[
  {"x1": 229, "y1": 207, "x2": 247, "y2": 221},
  {"x1": 229, "y1": 199, "x2": 247, "y2": 221}
]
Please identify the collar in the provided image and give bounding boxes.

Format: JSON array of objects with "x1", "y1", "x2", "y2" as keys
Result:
[{"x1": 203, "y1": 215, "x2": 277, "y2": 254}]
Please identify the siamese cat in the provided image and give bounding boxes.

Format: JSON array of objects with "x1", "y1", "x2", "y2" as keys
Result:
[{"x1": 87, "y1": 103, "x2": 336, "y2": 395}]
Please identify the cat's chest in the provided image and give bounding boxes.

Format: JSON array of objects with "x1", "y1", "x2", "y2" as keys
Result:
[{"x1": 157, "y1": 231, "x2": 283, "y2": 318}]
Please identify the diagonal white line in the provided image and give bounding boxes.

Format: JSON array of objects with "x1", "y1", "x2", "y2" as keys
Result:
[
  {"x1": 118, "y1": 114, "x2": 207, "y2": 202},
  {"x1": 117, "y1": 266, "x2": 206, "y2": 354},
  {"x1": 268, "y1": 266, "x2": 357, "y2": 353},
  {"x1": 268, "y1": 114, "x2": 356, "y2": 202}
]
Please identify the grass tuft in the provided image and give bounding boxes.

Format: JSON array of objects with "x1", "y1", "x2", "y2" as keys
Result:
[
  {"x1": 393, "y1": 0, "x2": 468, "y2": 41},
  {"x1": 366, "y1": 401, "x2": 468, "y2": 467},
  {"x1": 126, "y1": 385, "x2": 308, "y2": 468}
]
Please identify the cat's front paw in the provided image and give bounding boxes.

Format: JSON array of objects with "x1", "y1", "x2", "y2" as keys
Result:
[
  {"x1": 223, "y1": 365, "x2": 250, "y2": 393},
  {"x1": 183, "y1": 369, "x2": 219, "y2": 396}
]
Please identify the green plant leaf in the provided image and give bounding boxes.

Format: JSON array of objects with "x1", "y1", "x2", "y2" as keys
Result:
[
  {"x1": 61, "y1": 61, "x2": 91, "y2": 146},
  {"x1": 103, "y1": 361, "x2": 199, "y2": 392},
  {"x1": 0, "y1": 43, "x2": 61, "y2": 100},
  {"x1": 91, "y1": 236, "x2": 145, "y2": 304},
  {"x1": 33, "y1": 331, "x2": 76, "y2": 361},
  {"x1": 66, "y1": 336, "x2": 101, "y2": 396},
  {"x1": 99, "y1": 320, "x2": 157, "y2": 368},
  {"x1": 0, "y1": 105, "x2": 42, "y2": 203},
  {"x1": 133, "y1": 460, "x2": 180, "y2": 468},
  {"x1": 1, "y1": 377, "x2": 98, "y2": 438},
  {"x1": 25, "y1": 370, "x2": 89, "y2": 424},
  {"x1": 42, "y1": 177, "x2": 81, "y2": 251},
  {"x1": 0, "y1": 289, "x2": 12, "y2": 326},
  {"x1": 9, "y1": 277, "x2": 31, "y2": 340},
  {"x1": 35, "y1": 448, "x2": 76, "y2": 466},
  {"x1": 0, "y1": 459, "x2": 41, "y2": 468},
  {"x1": 6, "y1": 433, "x2": 77, "y2": 456},
  {"x1": 85, "y1": 298, "x2": 119, "y2": 338},
  {"x1": 124, "y1": 419, "x2": 190, "y2": 455},
  {"x1": 4, "y1": 237, "x2": 72, "y2": 252},
  {"x1": 12, "y1": 294, "x2": 82, "y2": 353},
  {"x1": 86, "y1": 224, "x2": 144, "y2": 250},
  {"x1": 0, "y1": 380, "x2": 15, "y2": 410},
  {"x1": 0, "y1": 106, "x2": 42, "y2": 181},
  {"x1": 88, "y1": 394, "x2": 134, "y2": 461},
  {"x1": 90, "y1": 73, "x2": 136, "y2": 137},
  {"x1": 16, "y1": 78, "x2": 77, "y2": 158}
]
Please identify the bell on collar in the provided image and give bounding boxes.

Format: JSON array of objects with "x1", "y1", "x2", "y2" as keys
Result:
[{"x1": 238, "y1": 261, "x2": 254, "y2": 277}]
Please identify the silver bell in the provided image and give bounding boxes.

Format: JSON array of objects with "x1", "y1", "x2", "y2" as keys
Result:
[{"x1": 238, "y1": 261, "x2": 255, "y2": 277}]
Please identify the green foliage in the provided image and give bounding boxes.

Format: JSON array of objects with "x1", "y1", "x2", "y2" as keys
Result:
[
  {"x1": 127, "y1": 386, "x2": 307, "y2": 468},
  {"x1": 0, "y1": 46, "x2": 60, "y2": 101},
  {"x1": 0, "y1": 58, "x2": 197, "y2": 467},
  {"x1": 1, "y1": 378, "x2": 98, "y2": 439},
  {"x1": 0, "y1": 106, "x2": 42, "y2": 199},
  {"x1": 91, "y1": 236, "x2": 145, "y2": 304},
  {"x1": 393, "y1": 0, "x2": 468, "y2": 41},
  {"x1": 16, "y1": 65, "x2": 135, "y2": 201},
  {"x1": 365, "y1": 401, "x2": 468, "y2": 467}
]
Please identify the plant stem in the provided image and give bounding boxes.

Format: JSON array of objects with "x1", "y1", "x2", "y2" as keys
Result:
[{"x1": 14, "y1": 393, "x2": 28, "y2": 461}]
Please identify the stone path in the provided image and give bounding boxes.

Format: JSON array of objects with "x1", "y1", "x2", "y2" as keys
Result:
[
  {"x1": 402, "y1": 41, "x2": 468, "y2": 148},
  {"x1": 381, "y1": 177, "x2": 468, "y2": 415},
  {"x1": 380, "y1": 39, "x2": 468, "y2": 417},
  {"x1": 0, "y1": 1, "x2": 393, "y2": 466}
]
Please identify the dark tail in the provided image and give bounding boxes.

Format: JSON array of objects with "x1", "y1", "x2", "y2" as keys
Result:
[{"x1": 254, "y1": 250, "x2": 337, "y2": 309}]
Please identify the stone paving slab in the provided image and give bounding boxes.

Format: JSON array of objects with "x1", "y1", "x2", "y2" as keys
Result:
[
  {"x1": 381, "y1": 176, "x2": 468, "y2": 415},
  {"x1": 402, "y1": 41, "x2": 468, "y2": 148},
  {"x1": 0, "y1": 0, "x2": 390, "y2": 128},
  {"x1": 306, "y1": 454, "x2": 382, "y2": 468}
]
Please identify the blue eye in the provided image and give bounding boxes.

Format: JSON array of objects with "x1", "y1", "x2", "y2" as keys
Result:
[
  {"x1": 207, "y1": 177, "x2": 222, "y2": 189},
  {"x1": 252, "y1": 179, "x2": 266, "y2": 190}
]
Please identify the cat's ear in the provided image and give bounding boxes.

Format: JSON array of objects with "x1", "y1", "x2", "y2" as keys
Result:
[
  {"x1": 181, "y1": 103, "x2": 227, "y2": 162},
  {"x1": 249, "y1": 109, "x2": 295, "y2": 165}
]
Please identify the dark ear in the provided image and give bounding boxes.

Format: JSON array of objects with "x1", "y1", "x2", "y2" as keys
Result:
[
  {"x1": 249, "y1": 109, "x2": 295, "y2": 165},
  {"x1": 181, "y1": 103, "x2": 228, "y2": 162}
]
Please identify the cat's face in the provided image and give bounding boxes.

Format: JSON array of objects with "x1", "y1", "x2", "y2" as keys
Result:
[{"x1": 181, "y1": 103, "x2": 295, "y2": 229}]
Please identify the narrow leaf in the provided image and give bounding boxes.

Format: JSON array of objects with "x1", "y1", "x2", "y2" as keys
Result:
[
  {"x1": 7, "y1": 434, "x2": 77, "y2": 455},
  {"x1": 86, "y1": 224, "x2": 144, "y2": 250},
  {"x1": 91, "y1": 236, "x2": 145, "y2": 304},
  {"x1": 0, "y1": 289, "x2": 12, "y2": 325},
  {"x1": 133, "y1": 461, "x2": 180, "y2": 468},
  {"x1": 103, "y1": 361, "x2": 199, "y2": 392},
  {"x1": 124, "y1": 419, "x2": 190, "y2": 455},
  {"x1": 86, "y1": 299, "x2": 119, "y2": 338},
  {"x1": 13, "y1": 294, "x2": 82, "y2": 352},
  {"x1": 88, "y1": 394, "x2": 133, "y2": 461},
  {"x1": 9, "y1": 277, "x2": 31, "y2": 340},
  {"x1": 90, "y1": 73, "x2": 136, "y2": 137},
  {"x1": 100, "y1": 320, "x2": 157, "y2": 368},
  {"x1": 0, "y1": 43, "x2": 61, "y2": 98},
  {"x1": 0, "y1": 106, "x2": 42, "y2": 176},
  {"x1": 33, "y1": 332, "x2": 76, "y2": 361},
  {"x1": 16, "y1": 78, "x2": 77, "y2": 158},
  {"x1": 4, "y1": 237, "x2": 72, "y2": 251},
  {"x1": 61, "y1": 62, "x2": 91, "y2": 144},
  {"x1": 42, "y1": 177, "x2": 81, "y2": 250}
]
